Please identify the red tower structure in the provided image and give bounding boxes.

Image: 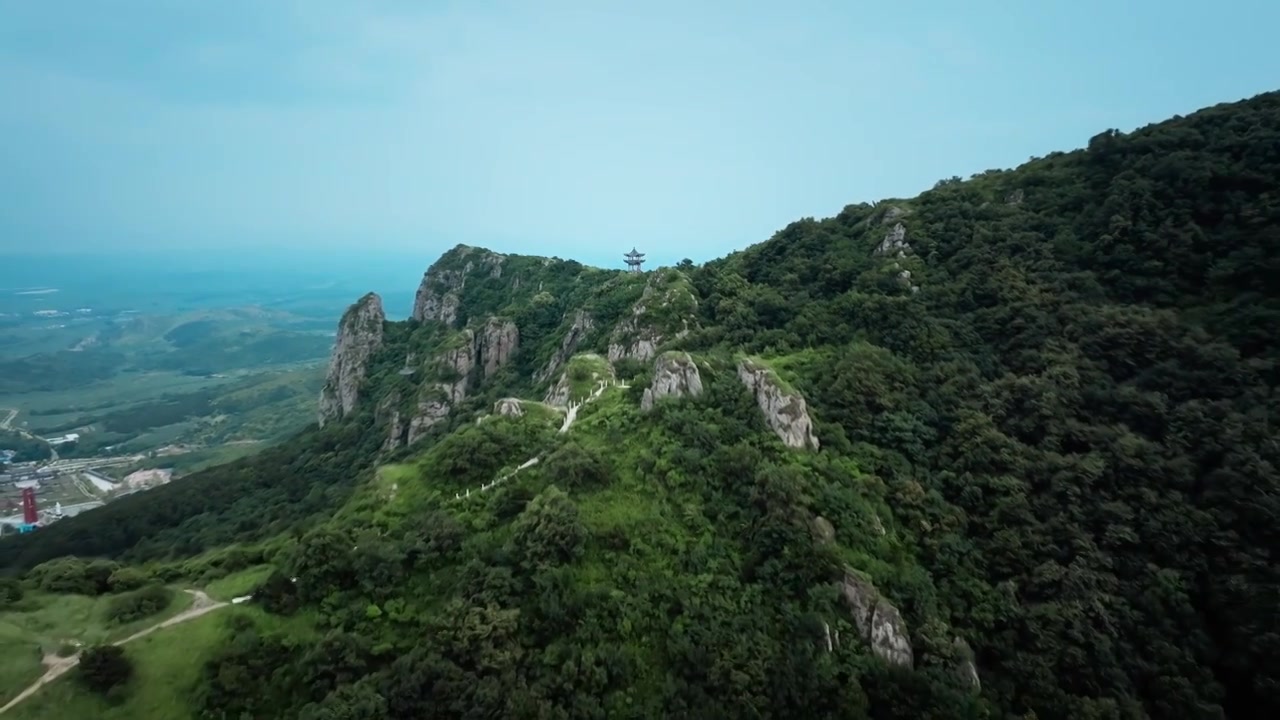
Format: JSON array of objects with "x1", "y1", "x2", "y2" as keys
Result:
[{"x1": 21, "y1": 487, "x2": 38, "y2": 525}]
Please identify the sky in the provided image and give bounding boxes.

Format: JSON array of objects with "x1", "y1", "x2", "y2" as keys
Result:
[{"x1": 1, "y1": 0, "x2": 1278, "y2": 275}]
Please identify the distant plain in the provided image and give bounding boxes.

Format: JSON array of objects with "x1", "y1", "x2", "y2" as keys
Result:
[{"x1": 0, "y1": 250, "x2": 422, "y2": 471}]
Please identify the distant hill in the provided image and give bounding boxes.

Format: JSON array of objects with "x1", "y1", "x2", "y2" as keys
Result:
[{"x1": 2, "y1": 91, "x2": 1277, "y2": 719}]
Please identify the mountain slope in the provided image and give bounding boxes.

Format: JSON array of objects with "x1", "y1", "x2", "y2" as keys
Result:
[{"x1": 2, "y1": 91, "x2": 1277, "y2": 720}]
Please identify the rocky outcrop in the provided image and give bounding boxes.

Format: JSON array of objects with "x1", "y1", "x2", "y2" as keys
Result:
[
  {"x1": 607, "y1": 324, "x2": 662, "y2": 363},
  {"x1": 875, "y1": 222, "x2": 911, "y2": 257},
  {"x1": 478, "y1": 318, "x2": 519, "y2": 378},
  {"x1": 811, "y1": 515, "x2": 836, "y2": 545},
  {"x1": 953, "y1": 637, "x2": 981, "y2": 690},
  {"x1": 880, "y1": 205, "x2": 909, "y2": 224},
  {"x1": 606, "y1": 271, "x2": 697, "y2": 363},
  {"x1": 407, "y1": 396, "x2": 452, "y2": 444},
  {"x1": 377, "y1": 392, "x2": 406, "y2": 451},
  {"x1": 413, "y1": 270, "x2": 462, "y2": 327},
  {"x1": 494, "y1": 398, "x2": 525, "y2": 417},
  {"x1": 736, "y1": 359, "x2": 819, "y2": 450},
  {"x1": 544, "y1": 374, "x2": 573, "y2": 408},
  {"x1": 406, "y1": 333, "x2": 476, "y2": 444},
  {"x1": 640, "y1": 352, "x2": 703, "y2": 411},
  {"x1": 318, "y1": 293, "x2": 385, "y2": 427},
  {"x1": 536, "y1": 310, "x2": 594, "y2": 382},
  {"x1": 839, "y1": 567, "x2": 913, "y2": 668},
  {"x1": 412, "y1": 246, "x2": 506, "y2": 327},
  {"x1": 896, "y1": 268, "x2": 920, "y2": 294},
  {"x1": 401, "y1": 316, "x2": 519, "y2": 444}
]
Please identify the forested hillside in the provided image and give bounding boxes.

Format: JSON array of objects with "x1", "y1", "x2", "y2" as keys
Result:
[{"x1": 1, "y1": 91, "x2": 1276, "y2": 720}]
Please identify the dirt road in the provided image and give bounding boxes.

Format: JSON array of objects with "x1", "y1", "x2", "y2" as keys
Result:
[{"x1": 0, "y1": 590, "x2": 228, "y2": 715}]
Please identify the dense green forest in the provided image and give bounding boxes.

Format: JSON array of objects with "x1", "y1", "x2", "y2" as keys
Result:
[{"x1": 1, "y1": 92, "x2": 1277, "y2": 719}]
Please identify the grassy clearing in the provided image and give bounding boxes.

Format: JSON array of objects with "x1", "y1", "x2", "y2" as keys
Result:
[
  {"x1": 511, "y1": 400, "x2": 563, "y2": 427},
  {"x1": 202, "y1": 565, "x2": 274, "y2": 602},
  {"x1": 4, "y1": 608, "x2": 232, "y2": 720},
  {"x1": 564, "y1": 354, "x2": 614, "y2": 401},
  {"x1": 0, "y1": 589, "x2": 195, "y2": 705},
  {"x1": 0, "y1": 619, "x2": 43, "y2": 711}
]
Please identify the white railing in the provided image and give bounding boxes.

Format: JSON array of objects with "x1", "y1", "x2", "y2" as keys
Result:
[{"x1": 454, "y1": 378, "x2": 628, "y2": 502}]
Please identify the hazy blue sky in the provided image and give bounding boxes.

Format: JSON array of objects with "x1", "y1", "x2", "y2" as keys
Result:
[{"x1": 2, "y1": 0, "x2": 1277, "y2": 271}]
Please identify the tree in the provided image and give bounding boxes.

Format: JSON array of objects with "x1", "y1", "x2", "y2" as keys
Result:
[
  {"x1": 543, "y1": 440, "x2": 612, "y2": 490},
  {"x1": 256, "y1": 569, "x2": 300, "y2": 615},
  {"x1": 0, "y1": 577, "x2": 22, "y2": 607},
  {"x1": 77, "y1": 645, "x2": 133, "y2": 696},
  {"x1": 508, "y1": 485, "x2": 586, "y2": 570},
  {"x1": 299, "y1": 681, "x2": 389, "y2": 720}
]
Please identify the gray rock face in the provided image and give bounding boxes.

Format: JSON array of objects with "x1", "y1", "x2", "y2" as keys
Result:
[
  {"x1": 407, "y1": 397, "x2": 452, "y2": 444},
  {"x1": 839, "y1": 567, "x2": 914, "y2": 668},
  {"x1": 953, "y1": 637, "x2": 981, "y2": 690},
  {"x1": 537, "y1": 310, "x2": 594, "y2": 383},
  {"x1": 640, "y1": 352, "x2": 703, "y2": 411},
  {"x1": 897, "y1": 268, "x2": 921, "y2": 293},
  {"x1": 403, "y1": 316, "x2": 519, "y2": 445},
  {"x1": 479, "y1": 318, "x2": 519, "y2": 378},
  {"x1": 407, "y1": 332, "x2": 475, "y2": 444},
  {"x1": 736, "y1": 360, "x2": 819, "y2": 450},
  {"x1": 875, "y1": 222, "x2": 911, "y2": 257},
  {"x1": 318, "y1": 293, "x2": 385, "y2": 427},
  {"x1": 881, "y1": 205, "x2": 909, "y2": 224},
  {"x1": 544, "y1": 373, "x2": 573, "y2": 408},
  {"x1": 412, "y1": 248, "x2": 507, "y2": 327},
  {"x1": 811, "y1": 515, "x2": 836, "y2": 545},
  {"x1": 607, "y1": 318, "x2": 662, "y2": 363},
  {"x1": 377, "y1": 392, "x2": 405, "y2": 451},
  {"x1": 412, "y1": 267, "x2": 463, "y2": 326},
  {"x1": 494, "y1": 398, "x2": 525, "y2": 417},
  {"x1": 606, "y1": 273, "x2": 696, "y2": 363}
]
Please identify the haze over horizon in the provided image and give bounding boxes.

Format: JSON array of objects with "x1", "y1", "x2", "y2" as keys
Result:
[{"x1": 2, "y1": 0, "x2": 1277, "y2": 271}]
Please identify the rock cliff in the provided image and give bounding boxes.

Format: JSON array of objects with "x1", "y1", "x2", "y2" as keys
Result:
[
  {"x1": 479, "y1": 318, "x2": 519, "y2": 379},
  {"x1": 317, "y1": 293, "x2": 385, "y2": 427},
  {"x1": 875, "y1": 221, "x2": 912, "y2": 257},
  {"x1": 412, "y1": 245, "x2": 506, "y2": 326},
  {"x1": 839, "y1": 567, "x2": 914, "y2": 668},
  {"x1": 406, "y1": 333, "x2": 475, "y2": 444},
  {"x1": 398, "y1": 316, "x2": 521, "y2": 445},
  {"x1": 640, "y1": 352, "x2": 703, "y2": 411},
  {"x1": 736, "y1": 359, "x2": 819, "y2": 450}
]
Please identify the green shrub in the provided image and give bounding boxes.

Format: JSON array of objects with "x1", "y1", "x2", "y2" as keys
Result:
[
  {"x1": 0, "y1": 577, "x2": 23, "y2": 606},
  {"x1": 77, "y1": 644, "x2": 132, "y2": 696},
  {"x1": 104, "y1": 584, "x2": 174, "y2": 625},
  {"x1": 107, "y1": 567, "x2": 149, "y2": 593},
  {"x1": 26, "y1": 557, "x2": 120, "y2": 595}
]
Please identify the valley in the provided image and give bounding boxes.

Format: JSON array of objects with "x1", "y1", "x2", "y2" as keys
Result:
[{"x1": 0, "y1": 269, "x2": 373, "y2": 535}]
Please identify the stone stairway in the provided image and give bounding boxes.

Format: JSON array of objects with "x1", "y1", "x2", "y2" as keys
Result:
[{"x1": 454, "y1": 379, "x2": 626, "y2": 502}]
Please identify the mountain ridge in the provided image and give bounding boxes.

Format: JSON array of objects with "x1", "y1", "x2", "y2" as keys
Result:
[{"x1": 1, "y1": 90, "x2": 1277, "y2": 719}]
